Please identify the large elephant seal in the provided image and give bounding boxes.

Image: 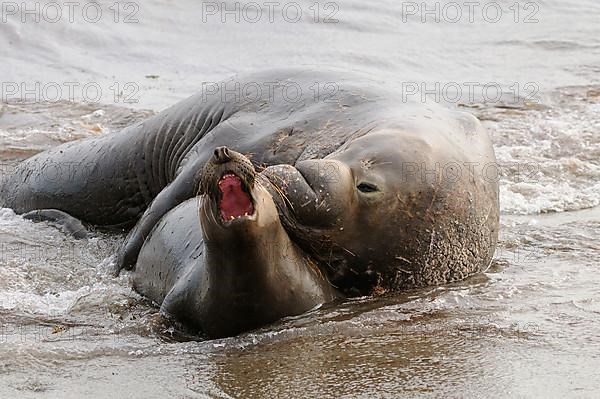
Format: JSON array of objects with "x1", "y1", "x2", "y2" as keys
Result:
[
  {"x1": 133, "y1": 147, "x2": 339, "y2": 337},
  {"x1": 0, "y1": 68, "x2": 499, "y2": 297}
]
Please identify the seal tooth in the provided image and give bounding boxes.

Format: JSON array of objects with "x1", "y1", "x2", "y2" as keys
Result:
[{"x1": 230, "y1": 216, "x2": 235, "y2": 220}]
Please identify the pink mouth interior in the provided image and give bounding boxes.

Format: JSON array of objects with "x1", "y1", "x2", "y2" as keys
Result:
[{"x1": 218, "y1": 173, "x2": 254, "y2": 220}]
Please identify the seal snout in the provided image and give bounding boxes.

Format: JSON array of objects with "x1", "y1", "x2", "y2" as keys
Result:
[{"x1": 199, "y1": 147, "x2": 258, "y2": 225}]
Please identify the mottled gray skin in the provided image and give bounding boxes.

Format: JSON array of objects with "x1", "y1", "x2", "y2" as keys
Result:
[
  {"x1": 133, "y1": 149, "x2": 339, "y2": 337},
  {"x1": 0, "y1": 68, "x2": 499, "y2": 295}
]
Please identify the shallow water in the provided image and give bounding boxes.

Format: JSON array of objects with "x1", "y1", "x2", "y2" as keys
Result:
[{"x1": 1, "y1": 0, "x2": 599, "y2": 397}]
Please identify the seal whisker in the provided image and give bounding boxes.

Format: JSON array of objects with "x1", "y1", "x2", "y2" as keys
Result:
[
  {"x1": 340, "y1": 246, "x2": 356, "y2": 257},
  {"x1": 258, "y1": 172, "x2": 295, "y2": 212},
  {"x1": 197, "y1": 196, "x2": 213, "y2": 241},
  {"x1": 200, "y1": 194, "x2": 219, "y2": 233},
  {"x1": 270, "y1": 182, "x2": 295, "y2": 211},
  {"x1": 250, "y1": 159, "x2": 267, "y2": 172}
]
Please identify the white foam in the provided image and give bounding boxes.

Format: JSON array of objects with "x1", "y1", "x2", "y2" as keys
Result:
[{"x1": 485, "y1": 90, "x2": 600, "y2": 215}]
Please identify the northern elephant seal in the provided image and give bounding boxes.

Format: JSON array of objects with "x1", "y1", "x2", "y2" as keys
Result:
[{"x1": 0, "y1": 68, "x2": 499, "y2": 297}]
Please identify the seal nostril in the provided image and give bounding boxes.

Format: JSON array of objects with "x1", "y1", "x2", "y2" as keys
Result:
[{"x1": 213, "y1": 146, "x2": 231, "y2": 164}]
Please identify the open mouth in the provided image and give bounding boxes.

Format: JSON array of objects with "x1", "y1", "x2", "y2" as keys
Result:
[{"x1": 218, "y1": 173, "x2": 255, "y2": 222}]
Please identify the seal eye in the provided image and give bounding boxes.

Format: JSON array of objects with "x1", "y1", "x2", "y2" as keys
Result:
[{"x1": 357, "y1": 182, "x2": 379, "y2": 193}]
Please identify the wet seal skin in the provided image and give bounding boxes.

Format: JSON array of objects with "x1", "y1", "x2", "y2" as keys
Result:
[
  {"x1": 22, "y1": 209, "x2": 90, "y2": 240},
  {"x1": 0, "y1": 68, "x2": 499, "y2": 317},
  {"x1": 132, "y1": 148, "x2": 340, "y2": 337}
]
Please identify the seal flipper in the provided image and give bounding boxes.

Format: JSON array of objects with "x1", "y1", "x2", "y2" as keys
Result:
[
  {"x1": 22, "y1": 209, "x2": 89, "y2": 240},
  {"x1": 115, "y1": 160, "x2": 203, "y2": 274}
]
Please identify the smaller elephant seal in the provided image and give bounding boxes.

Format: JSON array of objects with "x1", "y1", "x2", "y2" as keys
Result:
[{"x1": 132, "y1": 147, "x2": 340, "y2": 338}]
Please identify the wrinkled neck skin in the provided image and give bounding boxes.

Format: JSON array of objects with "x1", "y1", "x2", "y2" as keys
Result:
[{"x1": 198, "y1": 179, "x2": 339, "y2": 338}]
